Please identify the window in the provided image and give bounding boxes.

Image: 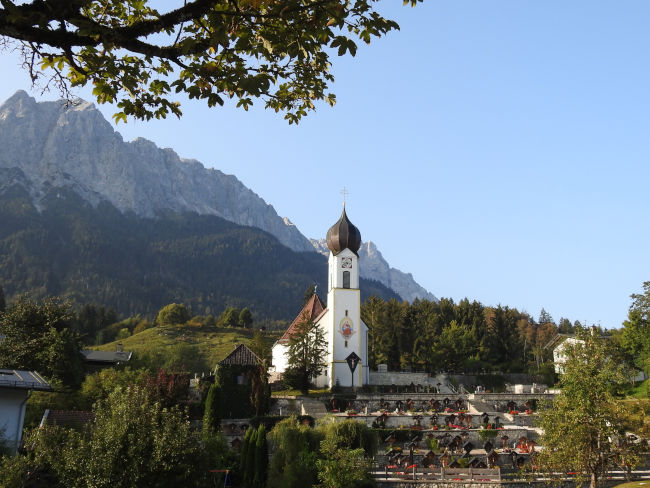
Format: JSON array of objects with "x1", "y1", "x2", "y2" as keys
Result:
[{"x1": 343, "y1": 271, "x2": 350, "y2": 288}]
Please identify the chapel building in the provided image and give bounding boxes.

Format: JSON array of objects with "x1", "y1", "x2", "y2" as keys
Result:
[{"x1": 271, "y1": 207, "x2": 369, "y2": 388}]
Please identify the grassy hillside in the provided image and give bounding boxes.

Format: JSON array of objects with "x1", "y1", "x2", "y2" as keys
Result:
[{"x1": 95, "y1": 325, "x2": 278, "y2": 373}]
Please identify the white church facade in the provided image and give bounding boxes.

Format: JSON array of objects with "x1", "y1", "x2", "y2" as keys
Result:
[{"x1": 271, "y1": 207, "x2": 369, "y2": 388}]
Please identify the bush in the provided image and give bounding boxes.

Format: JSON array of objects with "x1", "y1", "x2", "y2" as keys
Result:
[
  {"x1": 478, "y1": 428, "x2": 498, "y2": 442},
  {"x1": 9, "y1": 387, "x2": 220, "y2": 488},
  {"x1": 282, "y1": 367, "x2": 306, "y2": 391},
  {"x1": 156, "y1": 303, "x2": 191, "y2": 327}
]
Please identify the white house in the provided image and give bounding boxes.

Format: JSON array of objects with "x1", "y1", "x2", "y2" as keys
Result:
[
  {"x1": 548, "y1": 335, "x2": 584, "y2": 374},
  {"x1": 272, "y1": 206, "x2": 369, "y2": 388},
  {"x1": 0, "y1": 369, "x2": 52, "y2": 454},
  {"x1": 546, "y1": 333, "x2": 648, "y2": 382}
]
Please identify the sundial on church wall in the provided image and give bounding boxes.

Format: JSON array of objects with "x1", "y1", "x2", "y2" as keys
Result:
[{"x1": 339, "y1": 317, "x2": 355, "y2": 338}]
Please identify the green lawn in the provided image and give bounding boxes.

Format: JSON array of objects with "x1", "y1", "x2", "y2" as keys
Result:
[
  {"x1": 612, "y1": 482, "x2": 650, "y2": 488},
  {"x1": 94, "y1": 325, "x2": 277, "y2": 372},
  {"x1": 626, "y1": 379, "x2": 649, "y2": 399}
]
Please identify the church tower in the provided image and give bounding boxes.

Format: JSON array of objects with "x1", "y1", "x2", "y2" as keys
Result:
[
  {"x1": 322, "y1": 206, "x2": 369, "y2": 387},
  {"x1": 271, "y1": 205, "x2": 369, "y2": 389}
]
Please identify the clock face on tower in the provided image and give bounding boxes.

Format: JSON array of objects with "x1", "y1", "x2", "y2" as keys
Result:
[{"x1": 341, "y1": 257, "x2": 352, "y2": 269}]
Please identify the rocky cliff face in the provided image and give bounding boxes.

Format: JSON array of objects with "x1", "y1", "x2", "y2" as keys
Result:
[
  {"x1": 0, "y1": 90, "x2": 314, "y2": 252},
  {"x1": 0, "y1": 90, "x2": 438, "y2": 302},
  {"x1": 310, "y1": 239, "x2": 437, "y2": 303}
]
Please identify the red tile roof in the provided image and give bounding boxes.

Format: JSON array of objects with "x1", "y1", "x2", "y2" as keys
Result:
[
  {"x1": 218, "y1": 344, "x2": 262, "y2": 366},
  {"x1": 277, "y1": 294, "x2": 326, "y2": 344}
]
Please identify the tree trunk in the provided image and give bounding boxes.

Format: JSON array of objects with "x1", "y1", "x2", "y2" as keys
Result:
[{"x1": 590, "y1": 472, "x2": 597, "y2": 488}]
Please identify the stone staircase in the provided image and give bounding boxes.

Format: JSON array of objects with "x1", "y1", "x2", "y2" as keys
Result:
[
  {"x1": 432, "y1": 374, "x2": 456, "y2": 394},
  {"x1": 299, "y1": 397, "x2": 328, "y2": 418}
]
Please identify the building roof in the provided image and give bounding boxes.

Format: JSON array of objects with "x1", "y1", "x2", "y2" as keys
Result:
[
  {"x1": 218, "y1": 343, "x2": 262, "y2": 366},
  {"x1": 40, "y1": 409, "x2": 94, "y2": 429},
  {"x1": 81, "y1": 350, "x2": 133, "y2": 363},
  {"x1": 0, "y1": 370, "x2": 53, "y2": 391},
  {"x1": 543, "y1": 333, "x2": 575, "y2": 351},
  {"x1": 326, "y1": 206, "x2": 362, "y2": 256},
  {"x1": 277, "y1": 294, "x2": 327, "y2": 345}
]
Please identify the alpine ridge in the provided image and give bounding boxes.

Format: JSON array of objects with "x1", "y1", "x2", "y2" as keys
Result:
[
  {"x1": 0, "y1": 90, "x2": 314, "y2": 253},
  {"x1": 0, "y1": 90, "x2": 437, "y2": 303},
  {"x1": 310, "y1": 239, "x2": 437, "y2": 303}
]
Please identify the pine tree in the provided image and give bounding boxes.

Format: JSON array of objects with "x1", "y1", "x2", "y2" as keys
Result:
[
  {"x1": 286, "y1": 313, "x2": 327, "y2": 390},
  {"x1": 253, "y1": 424, "x2": 268, "y2": 488},
  {"x1": 202, "y1": 383, "x2": 221, "y2": 434},
  {"x1": 243, "y1": 427, "x2": 258, "y2": 487},
  {"x1": 240, "y1": 427, "x2": 253, "y2": 486}
]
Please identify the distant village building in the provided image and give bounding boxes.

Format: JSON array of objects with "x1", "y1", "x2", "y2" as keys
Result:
[
  {"x1": 81, "y1": 343, "x2": 132, "y2": 372},
  {"x1": 546, "y1": 332, "x2": 648, "y2": 382},
  {"x1": 217, "y1": 343, "x2": 262, "y2": 385},
  {"x1": 545, "y1": 334, "x2": 583, "y2": 374},
  {"x1": 272, "y1": 207, "x2": 369, "y2": 388},
  {"x1": 0, "y1": 370, "x2": 52, "y2": 454},
  {"x1": 214, "y1": 343, "x2": 264, "y2": 419}
]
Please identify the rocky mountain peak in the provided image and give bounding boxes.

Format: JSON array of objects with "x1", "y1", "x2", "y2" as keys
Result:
[
  {"x1": 0, "y1": 91, "x2": 438, "y2": 301},
  {"x1": 310, "y1": 238, "x2": 437, "y2": 303},
  {"x1": 0, "y1": 91, "x2": 314, "y2": 253}
]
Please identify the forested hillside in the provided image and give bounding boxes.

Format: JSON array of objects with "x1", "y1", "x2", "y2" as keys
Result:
[
  {"x1": 0, "y1": 180, "x2": 399, "y2": 322},
  {"x1": 363, "y1": 297, "x2": 579, "y2": 377}
]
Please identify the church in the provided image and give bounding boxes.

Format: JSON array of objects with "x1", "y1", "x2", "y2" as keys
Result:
[{"x1": 271, "y1": 206, "x2": 369, "y2": 388}]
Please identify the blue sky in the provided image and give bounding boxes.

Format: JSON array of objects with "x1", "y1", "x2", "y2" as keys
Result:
[{"x1": 1, "y1": 1, "x2": 649, "y2": 328}]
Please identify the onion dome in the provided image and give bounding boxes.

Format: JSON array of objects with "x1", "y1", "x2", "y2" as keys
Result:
[{"x1": 326, "y1": 207, "x2": 362, "y2": 255}]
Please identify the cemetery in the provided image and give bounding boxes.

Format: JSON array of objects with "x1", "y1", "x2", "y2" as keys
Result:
[{"x1": 257, "y1": 384, "x2": 649, "y2": 486}]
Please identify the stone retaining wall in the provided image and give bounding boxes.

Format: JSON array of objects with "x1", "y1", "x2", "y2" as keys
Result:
[{"x1": 370, "y1": 372, "x2": 436, "y2": 386}]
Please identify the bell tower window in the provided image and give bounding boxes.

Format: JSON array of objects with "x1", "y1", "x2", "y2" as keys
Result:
[{"x1": 343, "y1": 271, "x2": 350, "y2": 289}]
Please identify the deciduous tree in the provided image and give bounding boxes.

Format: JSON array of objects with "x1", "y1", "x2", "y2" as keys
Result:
[
  {"x1": 3, "y1": 386, "x2": 215, "y2": 488},
  {"x1": 0, "y1": 0, "x2": 418, "y2": 124},
  {"x1": 156, "y1": 302, "x2": 191, "y2": 326},
  {"x1": 618, "y1": 281, "x2": 650, "y2": 376},
  {"x1": 239, "y1": 307, "x2": 253, "y2": 328},
  {"x1": 0, "y1": 296, "x2": 84, "y2": 386},
  {"x1": 537, "y1": 333, "x2": 640, "y2": 488},
  {"x1": 219, "y1": 306, "x2": 241, "y2": 327}
]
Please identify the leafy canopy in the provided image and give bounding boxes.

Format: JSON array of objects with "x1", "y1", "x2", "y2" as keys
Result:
[
  {"x1": 0, "y1": 0, "x2": 419, "y2": 124},
  {"x1": 537, "y1": 332, "x2": 640, "y2": 488},
  {"x1": 0, "y1": 296, "x2": 84, "y2": 387},
  {"x1": 618, "y1": 281, "x2": 650, "y2": 376},
  {"x1": 1, "y1": 386, "x2": 223, "y2": 488}
]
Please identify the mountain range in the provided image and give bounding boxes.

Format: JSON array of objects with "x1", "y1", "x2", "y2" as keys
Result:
[{"x1": 0, "y1": 91, "x2": 436, "y2": 316}]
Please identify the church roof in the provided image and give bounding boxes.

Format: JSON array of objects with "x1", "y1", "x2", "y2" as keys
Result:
[
  {"x1": 218, "y1": 344, "x2": 262, "y2": 366},
  {"x1": 277, "y1": 294, "x2": 327, "y2": 345},
  {"x1": 326, "y1": 206, "x2": 361, "y2": 256}
]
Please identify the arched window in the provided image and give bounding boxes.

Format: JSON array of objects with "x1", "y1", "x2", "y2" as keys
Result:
[{"x1": 343, "y1": 271, "x2": 350, "y2": 288}]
